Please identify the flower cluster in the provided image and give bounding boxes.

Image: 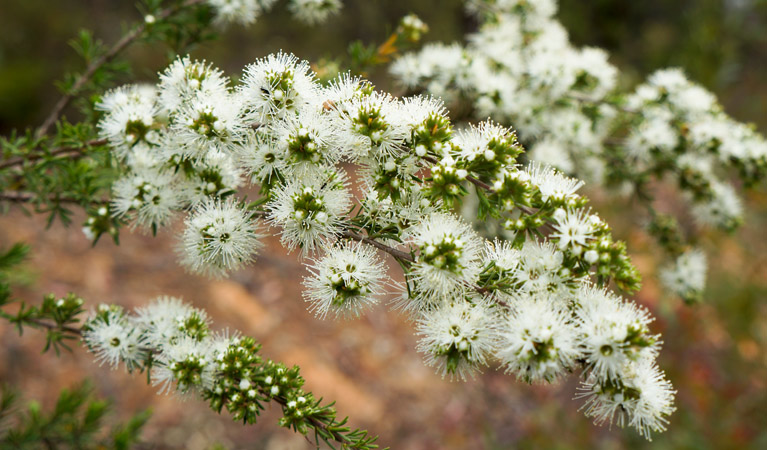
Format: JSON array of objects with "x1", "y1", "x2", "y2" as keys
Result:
[
  {"x1": 95, "y1": 52, "x2": 673, "y2": 439},
  {"x1": 82, "y1": 297, "x2": 377, "y2": 447},
  {"x1": 390, "y1": 0, "x2": 766, "y2": 302},
  {"x1": 205, "y1": 0, "x2": 342, "y2": 26}
]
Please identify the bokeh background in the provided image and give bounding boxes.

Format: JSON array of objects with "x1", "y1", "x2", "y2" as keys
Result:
[{"x1": 1, "y1": 0, "x2": 767, "y2": 448}]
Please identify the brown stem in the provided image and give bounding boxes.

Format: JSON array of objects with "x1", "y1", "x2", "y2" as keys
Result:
[
  {"x1": 0, "y1": 191, "x2": 108, "y2": 206},
  {"x1": 35, "y1": 0, "x2": 205, "y2": 138},
  {"x1": 341, "y1": 230, "x2": 414, "y2": 262},
  {"x1": 24, "y1": 317, "x2": 83, "y2": 336},
  {"x1": 0, "y1": 138, "x2": 107, "y2": 171}
]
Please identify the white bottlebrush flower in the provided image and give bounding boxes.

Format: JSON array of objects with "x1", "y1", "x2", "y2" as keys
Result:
[
  {"x1": 111, "y1": 167, "x2": 183, "y2": 231},
  {"x1": 453, "y1": 120, "x2": 517, "y2": 169},
  {"x1": 690, "y1": 181, "x2": 743, "y2": 230},
  {"x1": 575, "y1": 286, "x2": 660, "y2": 382},
  {"x1": 303, "y1": 241, "x2": 387, "y2": 319},
  {"x1": 172, "y1": 89, "x2": 247, "y2": 157},
  {"x1": 525, "y1": 161, "x2": 584, "y2": 202},
  {"x1": 482, "y1": 239, "x2": 520, "y2": 273},
  {"x1": 152, "y1": 335, "x2": 215, "y2": 394},
  {"x1": 405, "y1": 212, "x2": 482, "y2": 307},
  {"x1": 97, "y1": 84, "x2": 160, "y2": 158},
  {"x1": 416, "y1": 299, "x2": 499, "y2": 381},
  {"x1": 551, "y1": 208, "x2": 595, "y2": 252},
  {"x1": 266, "y1": 168, "x2": 352, "y2": 254},
  {"x1": 625, "y1": 108, "x2": 678, "y2": 163},
  {"x1": 207, "y1": 0, "x2": 265, "y2": 26},
  {"x1": 497, "y1": 296, "x2": 581, "y2": 383},
  {"x1": 134, "y1": 296, "x2": 210, "y2": 346},
  {"x1": 180, "y1": 149, "x2": 244, "y2": 205},
  {"x1": 180, "y1": 198, "x2": 263, "y2": 278},
  {"x1": 336, "y1": 91, "x2": 409, "y2": 160},
  {"x1": 659, "y1": 249, "x2": 707, "y2": 303},
  {"x1": 83, "y1": 309, "x2": 145, "y2": 370},
  {"x1": 271, "y1": 107, "x2": 345, "y2": 174},
  {"x1": 158, "y1": 56, "x2": 230, "y2": 113},
  {"x1": 320, "y1": 73, "x2": 373, "y2": 106},
  {"x1": 577, "y1": 357, "x2": 676, "y2": 441},
  {"x1": 234, "y1": 131, "x2": 287, "y2": 186},
  {"x1": 510, "y1": 240, "x2": 570, "y2": 297},
  {"x1": 288, "y1": 0, "x2": 342, "y2": 25},
  {"x1": 239, "y1": 52, "x2": 318, "y2": 122}
]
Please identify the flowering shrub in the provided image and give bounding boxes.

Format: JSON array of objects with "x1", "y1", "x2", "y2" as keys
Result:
[{"x1": 1, "y1": 0, "x2": 764, "y2": 447}]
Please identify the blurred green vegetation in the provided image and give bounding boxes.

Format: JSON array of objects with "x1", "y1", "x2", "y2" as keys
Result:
[{"x1": 1, "y1": 0, "x2": 766, "y2": 448}]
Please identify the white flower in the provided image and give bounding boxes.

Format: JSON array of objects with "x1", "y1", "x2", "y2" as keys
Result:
[
  {"x1": 207, "y1": 0, "x2": 265, "y2": 26},
  {"x1": 659, "y1": 249, "x2": 707, "y2": 303},
  {"x1": 482, "y1": 239, "x2": 520, "y2": 273},
  {"x1": 336, "y1": 91, "x2": 409, "y2": 160},
  {"x1": 235, "y1": 131, "x2": 288, "y2": 185},
  {"x1": 405, "y1": 212, "x2": 482, "y2": 307},
  {"x1": 577, "y1": 357, "x2": 676, "y2": 441},
  {"x1": 111, "y1": 167, "x2": 183, "y2": 231},
  {"x1": 134, "y1": 296, "x2": 209, "y2": 346},
  {"x1": 272, "y1": 107, "x2": 345, "y2": 174},
  {"x1": 180, "y1": 198, "x2": 263, "y2": 278},
  {"x1": 575, "y1": 286, "x2": 660, "y2": 382},
  {"x1": 158, "y1": 56, "x2": 230, "y2": 113},
  {"x1": 510, "y1": 240, "x2": 569, "y2": 296},
  {"x1": 416, "y1": 299, "x2": 499, "y2": 381},
  {"x1": 690, "y1": 181, "x2": 743, "y2": 230},
  {"x1": 527, "y1": 139, "x2": 575, "y2": 174},
  {"x1": 239, "y1": 52, "x2": 318, "y2": 122},
  {"x1": 180, "y1": 149, "x2": 244, "y2": 204},
  {"x1": 97, "y1": 84, "x2": 160, "y2": 158},
  {"x1": 525, "y1": 162, "x2": 583, "y2": 202},
  {"x1": 152, "y1": 336, "x2": 215, "y2": 394},
  {"x1": 172, "y1": 89, "x2": 247, "y2": 157},
  {"x1": 303, "y1": 241, "x2": 387, "y2": 319},
  {"x1": 497, "y1": 296, "x2": 581, "y2": 383},
  {"x1": 551, "y1": 208, "x2": 595, "y2": 252},
  {"x1": 288, "y1": 0, "x2": 342, "y2": 24},
  {"x1": 266, "y1": 168, "x2": 352, "y2": 254},
  {"x1": 453, "y1": 120, "x2": 517, "y2": 171},
  {"x1": 83, "y1": 310, "x2": 145, "y2": 370}
]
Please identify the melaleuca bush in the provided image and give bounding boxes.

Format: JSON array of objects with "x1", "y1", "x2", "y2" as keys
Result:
[
  {"x1": 93, "y1": 52, "x2": 677, "y2": 440},
  {"x1": 390, "y1": 0, "x2": 767, "y2": 304}
]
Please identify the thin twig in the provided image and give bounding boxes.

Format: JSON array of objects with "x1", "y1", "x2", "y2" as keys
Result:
[
  {"x1": 24, "y1": 318, "x2": 83, "y2": 336},
  {"x1": 0, "y1": 138, "x2": 107, "y2": 171},
  {"x1": 341, "y1": 230, "x2": 414, "y2": 262},
  {"x1": 35, "y1": 0, "x2": 205, "y2": 138},
  {"x1": 0, "y1": 191, "x2": 107, "y2": 206}
]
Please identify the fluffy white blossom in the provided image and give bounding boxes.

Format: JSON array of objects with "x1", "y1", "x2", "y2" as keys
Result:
[
  {"x1": 416, "y1": 299, "x2": 499, "y2": 380},
  {"x1": 497, "y1": 296, "x2": 581, "y2": 383},
  {"x1": 158, "y1": 56, "x2": 230, "y2": 113},
  {"x1": 266, "y1": 168, "x2": 352, "y2": 253},
  {"x1": 180, "y1": 198, "x2": 263, "y2": 278},
  {"x1": 288, "y1": 0, "x2": 342, "y2": 25},
  {"x1": 575, "y1": 286, "x2": 659, "y2": 382},
  {"x1": 239, "y1": 52, "x2": 318, "y2": 122},
  {"x1": 111, "y1": 167, "x2": 183, "y2": 230},
  {"x1": 303, "y1": 241, "x2": 387, "y2": 319},
  {"x1": 405, "y1": 212, "x2": 482, "y2": 307},
  {"x1": 659, "y1": 249, "x2": 707, "y2": 303},
  {"x1": 84, "y1": 309, "x2": 145, "y2": 370},
  {"x1": 577, "y1": 357, "x2": 676, "y2": 440}
]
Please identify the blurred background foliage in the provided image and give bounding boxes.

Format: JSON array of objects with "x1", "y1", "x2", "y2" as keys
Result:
[{"x1": 1, "y1": 0, "x2": 766, "y2": 448}]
